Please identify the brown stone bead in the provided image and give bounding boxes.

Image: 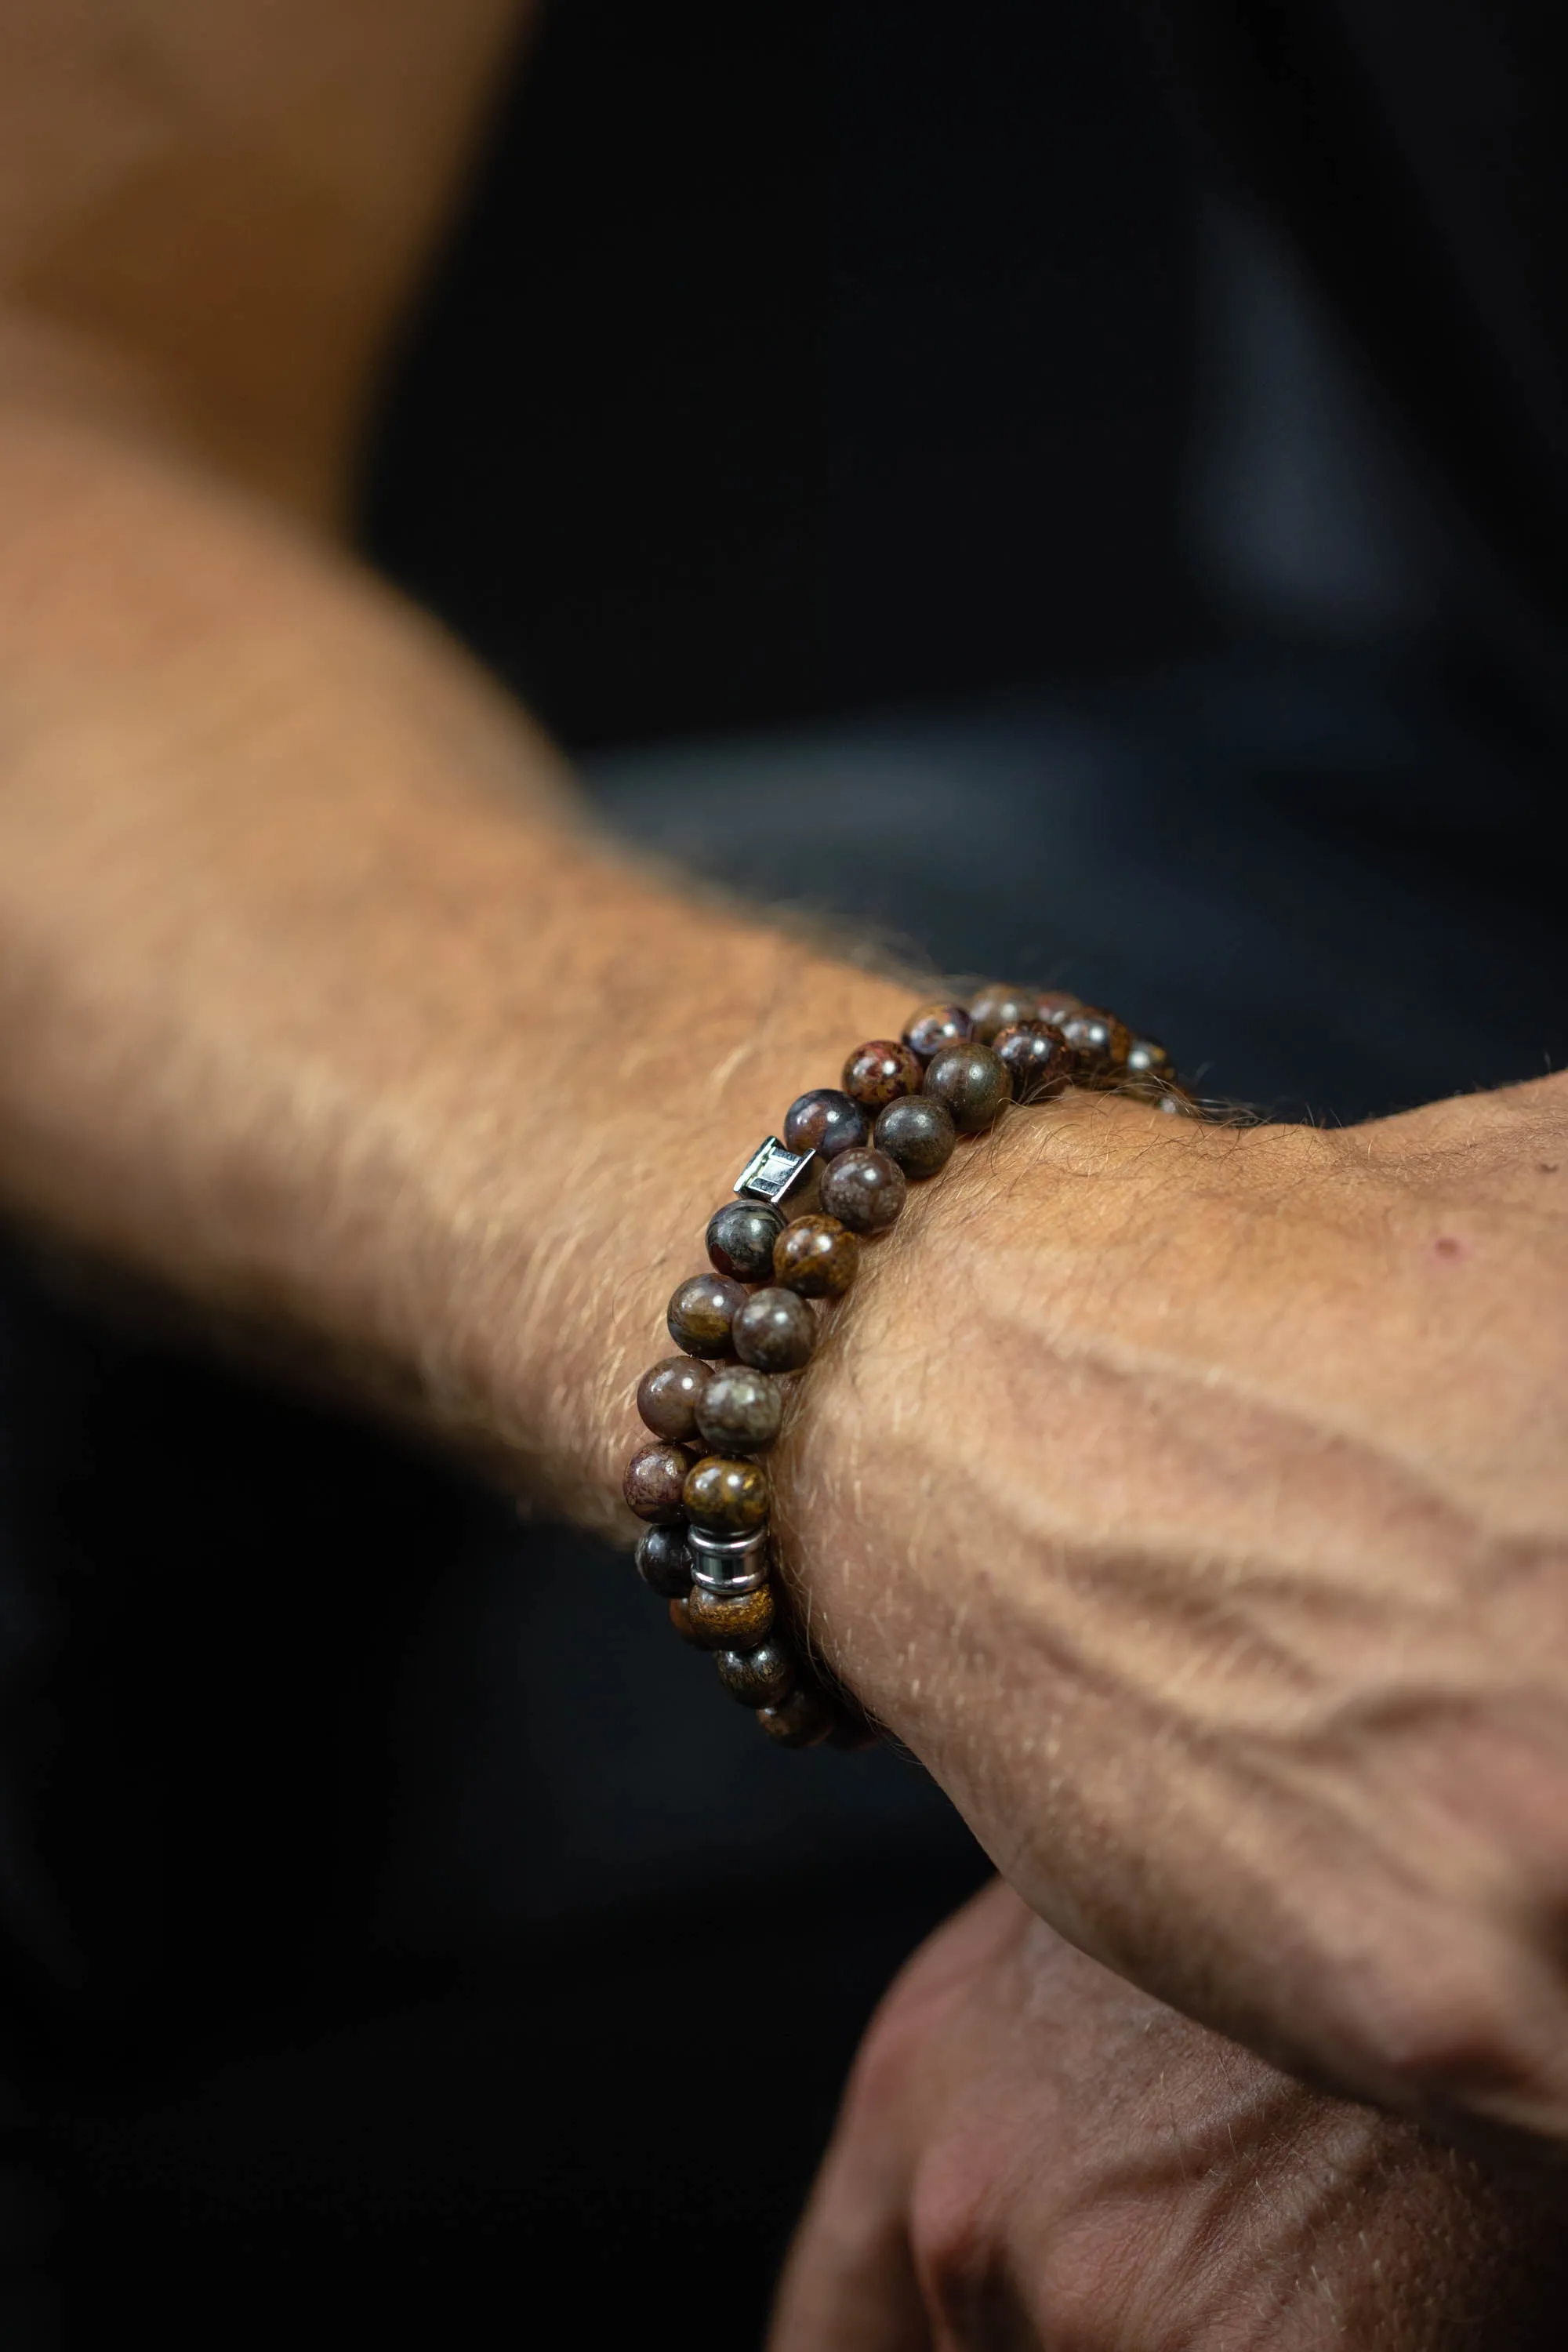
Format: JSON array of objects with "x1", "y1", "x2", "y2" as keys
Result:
[
  {"x1": 901, "y1": 1001, "x2": 973, "y2": 1064},
  {"x1": 993, "y1": 1021, "x2": 1073, "y2": 1104},
  {"x1": 684, "y1": 1453, "x2": 770, "y2": 1535},
  {"x1": 706, "y1": 1198, "x2": 786, "y2": 1283},
  {"x1": 695, "y1": 1365, "x2": 783, "y2": 1454},
  {"x1": 774, "y1": 1214, "x2": 860, "y2": 1297},
  {"x1": 666, "y1": 1271, "x2": 748, "y2": 1358},
  {"x1": 1036, "y1": 988, "x2": 1083, "y2": 1029},
  {"x1": 715, "y1": 1639, "x2": 796, "y2": 1709},
  {"x1": 841, "y1": 1039, "x2": 923, "y2": 1109},
  {"x1": 685, "y1": 1580, "x2": 776, "y2": 1651},
  {"x1": 732, "y1": 1286, "x2": 818, "y2": 1372},
  {"x1": 923, "y1": 1041, "x2": 1011, "y2": 1132},
  {"x1": 757, "y1": 1686, "x2": 834, "y2": 1748},
  {"x1": 782, "y1": 1087, "x2": 869, "y2": 1161},
  {"x1": 970, "y1": 984, "x2": 1040, "y2": 1042},
  {"x1": 635, "y1": 1524, "x2": 693, "y2": 1596},
  {"x1": 1119, "y1": 1071, "x2": 1203, "y2": 1116},
  {"x1": 1124, "y1": 1035, "x2": 1172, "y2": 1079},
  {"x1": 636, "y1": 1355, "x2": 712, "y2": 1441},
  {"x1": 622, "y1": 1442, "x2": 692, "y2": 1524},
  {"x1": 873, "y1": 1094, "x2": 956, "y2": 1178},
  {"x1": 668, "y1": 1595, "x2": 702, "y2": 1646},
  {"x1": 1059, "y1": 1007, "x2": 1132, "y2": 1082},
  {"x1": 818, "y1": 1146, "x2": 906, "y2": 1235}
]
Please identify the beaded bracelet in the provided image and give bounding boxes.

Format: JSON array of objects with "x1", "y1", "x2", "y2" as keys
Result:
[{"x1": 622, "y1": 985, "x2": 1196, "y2": 1751}]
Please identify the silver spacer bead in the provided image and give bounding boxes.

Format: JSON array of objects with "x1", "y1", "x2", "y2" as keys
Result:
[{"x1": 687, "y1": 1523, "x2": 771, "y2": 1594}]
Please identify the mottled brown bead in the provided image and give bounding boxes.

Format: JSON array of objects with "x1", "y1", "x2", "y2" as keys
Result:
[
  {"x1": 685, "y1": 1580, "x2": 776, "y2": 1651},
  {"x1": 695, "y1": 1365, "x2": 783, "y2": 1454},
  {"x1": 636, "y1": 1355, "x2": 712, "y2": 1441},
  {"x1": 782, "y1": 1087, "x2": 869, "y2": 1161},
  {"x1": 841, "y1": 1039, "x2": 923, "y2": 1109},
  {"x1": 1060, "y1": 1007, "x2": 1132, "y2": 1082},
  {"x1": 635, "y1": 1524, "x2": 693, "y2": 1596},
  {"x1": 873, "y1": 1094, "x2": 956, "y2": 1178},
  {"x1": 668, "y1": 1594, "x2": 702, "y2": 1646},
  {"x1": 706, "y1": 1198, "x2": 786, "y2": 1283},
  {"x1": 1124, "y1": 1035, "x2": 1172, "y2": 1079},
  {"x1": 715, "y1": 1639, "x2": 796, "y2": 1708},
  {"x1": 773, "y1": 1214, "x2": 860, "y2": 1297},
  {"x1": 684, "y1": 1453, "x2": 770, "y2": 1535},
  {"x1": 666, "y1": 1271, "x2": 748, "y2": 1357},
  {"x1": 732, "y1": 1286, "x2": 818, "y2": 1372},
  {"x1": 970, "y1": 984, "x2": 1040, "y2": 1043},
  {"x1": 818, "y1": 1146, "x2": 906, "y2": 1234},
  {"x1": 1118, "y1": 1071, "x2": 1203, "y2": 1116},
  {"x1": 923, "y1": 1041, "x2": 1012, "y2": 1132},
  {"x1": 901, "y1": 1001, "x2": 973, "y2": 1064},
  {"x1": 993, "y1": 1021, "x2": 1073, "y2": 1104},
  {"x1": 622, "y1": 1442, "x2": 692, "y2": 1524},
  {"x1": 1036, "y1": 988, "x2": 1083, "y2": 1029},
  {"x1": 757, "y1": 1686, "x2": 834, "y2": 1748}
]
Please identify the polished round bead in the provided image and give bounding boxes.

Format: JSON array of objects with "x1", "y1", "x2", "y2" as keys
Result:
[
  {"x1": 773, "y1": 1214, "x2": 860, "y2": 1297},
  {"x1": 841, "y1": 1039, "x2": 923, "y2": 1109},
  {"x1": 756, "y1": 1686, "x2": 834, "y2": 1748},
  {"x1": 715, "y1": 1639, "x2": 796, "y2": 1709},
  {"x1": 668, "y1": 1594, "x2": 702, "y2": 1646},
  {"x1": 873, "y1": 1094, "x2": 956, "y2": 1178},
  {"x1": 695, "y1": 1365, "x2": 784, "y2": 1454},
  {"x1": 622, "y1": 1442, "x2": 692, "y2": 1524},
  {"x1": 685, "y1": 1579, "x2": 776, "y2": 1651},
  {"x1": 923, "y1": 1041, "x2": 1011, "y2": 1132},
  {"x1": 684, "y1": 1453, "x2": 770, "y2": 1536},
  {"x1": 901, "y1": 1001, "x2": 974, "y2": 1064},
  {"x1": 1119, "y1": 1071, "x2": 1203, "y2": 1116},
  {"x1": 706, "y1": 1198, "x2": 786, "y2": 1283},
  {"x1": 636, "y1": 1354, "x2": 712, "y2": 1441},
  {"x1": 782, "y1": 1087, "x2": 869, "y2": 1161},
  {"x1": 970, "y1": 984, "x2": 1039, "y2": 1042},
  {"x1": 731, "y1": 1286, "x2": 817, "y2": 1372},
  {"x1": 818, "y1": 1146, "x2": 906, "y2": 1235},
  {"x1": 1060, "y1": 1007, "x2": 1132, "y2": 1081},
  {"x1": 1124, "y1": 1035, "x2": 1172, "y2": 1078},
  {"x1": 635, "y1": 1523, "x2": 694, "y2": 1597},
  {"x1": 666, "y1": 1272, "x2": 748, "y2": 1357},
  {"x1": 1035, "y1": 988, "x2": 1083, "y2": 1030},
  {"x1": 993, "y1": 1021, "x2": 1073, "y2": 1104}
]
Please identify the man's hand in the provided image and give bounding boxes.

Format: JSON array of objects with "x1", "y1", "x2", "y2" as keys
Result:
[{"x1": 770, "y1": 1882, "x2": 1564, "y2": 2350}]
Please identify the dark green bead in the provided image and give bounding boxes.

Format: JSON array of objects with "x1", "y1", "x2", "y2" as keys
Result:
[
  {"x1": 706, "y1": 1198, "x2": 786, "y2": 1282},
  {"x1": 873, "y1": 1094, "x2": 956, "y2": 1178}
]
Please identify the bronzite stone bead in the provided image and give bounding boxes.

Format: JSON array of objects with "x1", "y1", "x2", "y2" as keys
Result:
[
  {"x1": 970, "y1": 984, "x2": 1039, "y2": 1043},
  {"x1": 715, "y1": 1639, "x2": 796, "y2": 1708},
  {"x1": 685, "y1": 1580, "x2": 776, "y2": 1651},
  {"x1": 923, "y1": 1041, "x2": 1012, "y2": 1132},
  {"x1": 873, "y1": 1094, "x2": 956, "y2": 1178},
  {"x1": 818, "y1": 1146, "x2": 906, "y2": 1234},
  {"x1": 1036, "y1": 988, "x2": 1083, "y2": 1030},
  {"x1": 901, "y1": 1001, "x2": 973, "y2": 1064},
  {"x1": 635, "y1": 1523, "x2": 694, "y2": 1597},
  {"x1": 992, "y1": 1021, "x2": 1073, "y2": 1104},
  {"x1": 684, "y1": 1453, "x2": 771, "y2": 1536},
  {"x1": 1120, "y1": 1072, "x2": 1202, "y2": 1116},
  {"x1": 774, "y1": 1214, "x2": 860, "y2": 1298},
  {"x1": 732, "y1": 1286, "x2": 817, "y2": 1372},
  {"x1": 637, "y1": 1355, "x2": 712, "y2": 1441},
  {"x1": 706, "y1": 1197, "x2": 786, "y2": 1283},
  {"x1": 1059, "y1": 1007, "x2": 1132, "y2": 1082},
  {"x1": 666, "y1": 1271, "x2": 748, "y2": 1357},
  {"x1": 842, "y1": 1039, "x2": 923, "y2": 1110},
  {"x1": 695, "y1": 1365, "x2": 783, "y2": 1455},
  {"x1": 668, "y1": 1595, "x2": 701, "y2": 1646},
  {"x1": 782, "y1": 1087, "x2": 869, "y2": 1161},
  {"x1": 1124, "y1": 1036, "x2": 1172, "y2": 1079},
  {"x1": 757, "y1": 1686, "x2": 834, "y2": 1748},
  {"x1": 623, "y1": 1442, "x2": 693, "y2": 1524}
]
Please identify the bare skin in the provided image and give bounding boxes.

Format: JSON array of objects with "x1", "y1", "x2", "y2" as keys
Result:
[{"x1": 4, "y1": 0, "x2": 1568, "y2": 2239}]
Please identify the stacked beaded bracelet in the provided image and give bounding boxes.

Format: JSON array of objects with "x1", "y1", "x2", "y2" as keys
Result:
[{"x1": 622, "y1": 985, "x2": 1197, "y2": 1751}]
